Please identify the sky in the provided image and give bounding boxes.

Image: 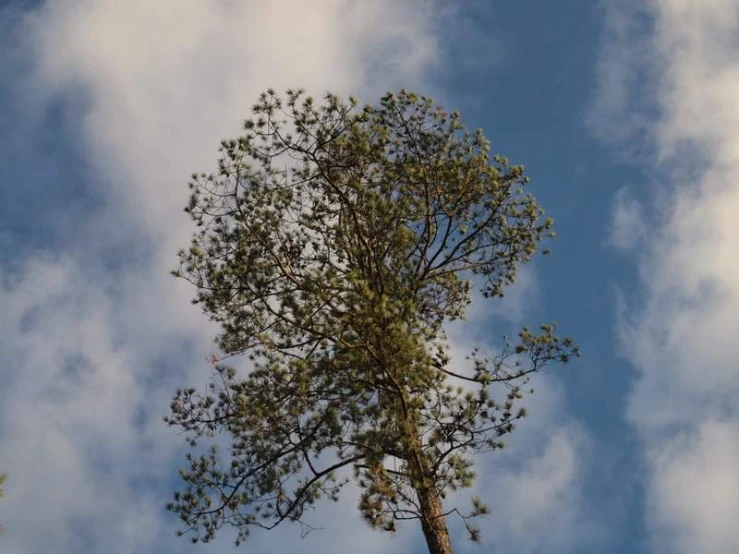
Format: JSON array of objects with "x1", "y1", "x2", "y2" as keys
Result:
[{"x1": 0, "y1": 1, "x2": 737, "y2": 553}]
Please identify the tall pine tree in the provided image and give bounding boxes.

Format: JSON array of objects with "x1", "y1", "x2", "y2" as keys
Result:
[{"x1": 167, "y1": 89, "x2": 577, "y2": 554}]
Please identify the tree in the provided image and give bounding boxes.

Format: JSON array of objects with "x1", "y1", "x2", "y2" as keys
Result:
[{"x1": 166, "y1": 89, "x2": 577, "y2": 554}]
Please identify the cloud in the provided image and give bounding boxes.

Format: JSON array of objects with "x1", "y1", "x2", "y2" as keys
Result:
[
  {"x1": 585, "y1": 0, "x2": 657, "y2": 162},
  {"x1": 647, "y1": 421, "x2": 739, "y2": 554},
  {"x1": 443, "y1": 305, "x2": 602, "y2": 553},
  {"x1": 0, "y1": 255, "x2": 193, "y2": 553},
  {"x1": 594, "y1": 1, "x2": 739, "y2": 552},
  {"x1": 609, "y1": 187, "x2": 647, "y2": 252},
  {"x1": 0, "y1": 1, "x2": 442, "y2": 551},
  {"x1": 0, "y1": 1, "x2": 594, "y2": 552},
  {"x1": 463, "y1": 388, "x2": 601, "y2": 554}
]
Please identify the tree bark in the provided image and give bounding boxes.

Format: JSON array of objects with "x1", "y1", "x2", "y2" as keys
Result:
[
  {"x1": 405, "y1": 427, "x2": 454, "y2": 554},
  {"x1": 417, "y1": 483, "x2": 454, "y2": 554},
  {"x1": 390, "y1": 364, "x2": 454, "y2": 554}
]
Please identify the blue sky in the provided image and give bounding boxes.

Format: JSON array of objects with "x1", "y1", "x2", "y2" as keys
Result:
[{"x1": 1, "y1": 1, "x2": 738, "y2": 553}]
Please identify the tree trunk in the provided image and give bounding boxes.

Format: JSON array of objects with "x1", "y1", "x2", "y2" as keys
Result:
[
  {"x1": 392, "y1": 374, "x2": 453, "y2": 553},
  {"x1": 405, "y1": 428, "x2": 453, "y2": 554},
  {"x1": 417, "y1": 483, "x2": 454, "y2": 554}
]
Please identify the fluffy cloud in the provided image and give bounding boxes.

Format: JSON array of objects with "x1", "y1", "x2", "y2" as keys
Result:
[
  {"x1": 595, "y1": 1, "x2": 739, "y2": 552},
  {"x1": 647, "y1": 421, "x2": 739, "y2": 554},
  {"x1": 444, "y1": 311, "x2": 601, "y2": 553},
  {"x1": 464, "y1": 391, "x2": 600, "y2": 554},
  {"x1": 0, "y1": 1, "x2": 442, "y2": 552}
]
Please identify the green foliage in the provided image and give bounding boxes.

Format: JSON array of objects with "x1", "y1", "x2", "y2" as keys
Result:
[{"x1": 166, "y1": 89, "x2": 577, "y2": 548}]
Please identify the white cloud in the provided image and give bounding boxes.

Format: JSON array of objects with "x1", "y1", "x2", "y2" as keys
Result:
[
  {"x1": 609, "y1": 187, "x2": 647, "y2": 252},
  {"x1": 647, "y1": 421, "x2": 739, "y2": 554},
  {"x1": 0, "y1": 1, "x2": 442, "y2": 551},
  {"x1": 443, "y1": 306, "x2": 601, "y2": 553},
  {"x1": 595, "y1": 1, "x2": 739, "y2": 552},
  {"x1": 0, "y1": 255, "x2": 194, "y2": 553},
  {"x1": 488, "y1": 265, "x2": 540, "y2": 325},
  {"x1": 462, "y1": 388, "x2": 601, "y2": 554},
  {"x1": 0, "y1": 1, "x2": 594, "y2": 552},
  {"x1": 585, "y1": 0, "x2": 657, "y2": 162}
]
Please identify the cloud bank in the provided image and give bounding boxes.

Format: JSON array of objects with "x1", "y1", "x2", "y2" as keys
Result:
[{"x1": 594, "y1": 1, "x2": 739, "y2": 552}]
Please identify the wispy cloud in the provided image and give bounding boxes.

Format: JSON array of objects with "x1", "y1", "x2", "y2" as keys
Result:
[
  {"x1": 585, "y1": 0, "x2": 657, "y2": 163},
  {"x1": 594, "y1": 1, "x2": 739, "y2": 552},
  {"x1": 609, "y1": 187, "x2": 647, "y2": 252}
]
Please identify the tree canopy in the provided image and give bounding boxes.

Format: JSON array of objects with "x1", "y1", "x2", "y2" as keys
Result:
[{"x1": 166, "y1": 89, "x2": 577, "y2": 554}]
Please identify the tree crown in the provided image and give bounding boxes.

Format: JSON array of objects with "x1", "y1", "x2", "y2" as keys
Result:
[{"x1": 167, "y1": 89, "x2": 577, "y2": 547}]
